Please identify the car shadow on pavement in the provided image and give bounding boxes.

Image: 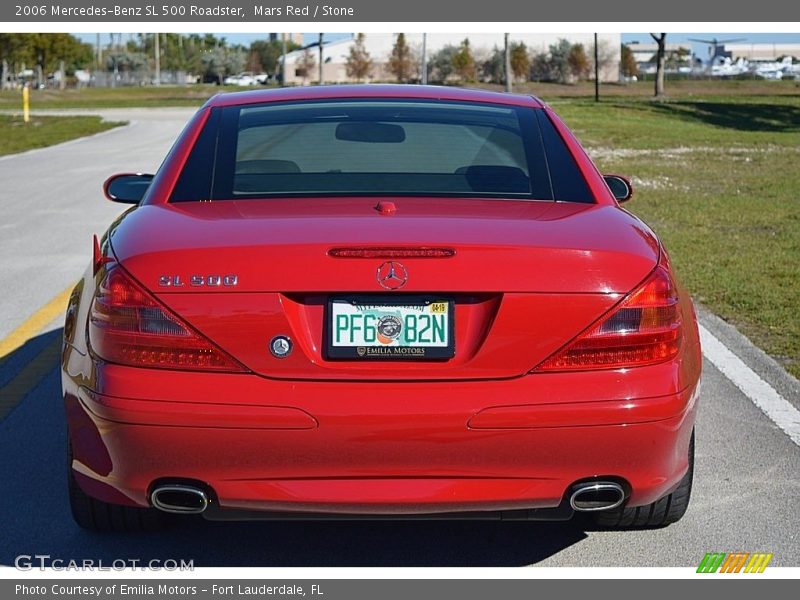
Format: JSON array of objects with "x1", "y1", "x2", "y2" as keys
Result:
[{"x1": 1, "y1": 329, "x2": 589, "y2": 567}]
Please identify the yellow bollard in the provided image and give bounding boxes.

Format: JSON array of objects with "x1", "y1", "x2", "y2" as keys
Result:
[{"x1": 22, "y1": 84, "x2": 30, "y2": 123}]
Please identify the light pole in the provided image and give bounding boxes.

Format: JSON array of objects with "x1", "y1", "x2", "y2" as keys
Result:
[
  {"x1": 504, "y1": 33, "x2": 512, "y2": 93},
  {"x1": 318, "y1": 33, "x2": 323, "y2": 85},
  {"x1": 154, "y1": 33, "x2": 161, "y2": 86},
  {"x1": 421, "y1": 33, "x2": 427, "y2": 84},
  {"x1": 594, "y1": 32, "x2": 599, "y2": 102},
  {"x1": 281, "y1": 33, "x2": 287, "y2": 86}
]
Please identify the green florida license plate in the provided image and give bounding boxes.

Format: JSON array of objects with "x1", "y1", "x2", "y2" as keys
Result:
[{"x1": 326, "y1": 297, "x2": 455, "y2": 360}]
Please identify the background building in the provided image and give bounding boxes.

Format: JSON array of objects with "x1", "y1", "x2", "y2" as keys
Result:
[
  {"x1": 281, "y1": 33, "x2": 621, "y2": 85},
  {"x1": 724, "y1": 43, "x2": 800, "y2": 61},
  {"x1": 626, "y1": 41, "x2": 692, "y2": 74}
]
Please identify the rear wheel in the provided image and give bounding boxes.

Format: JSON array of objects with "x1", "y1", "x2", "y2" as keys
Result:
[
  {"x1": 593, "y1": 430, "x2": 694, "y2": 529},
  {"x1": 68, "y1": 444, "x2": 168, "y2": 533}
]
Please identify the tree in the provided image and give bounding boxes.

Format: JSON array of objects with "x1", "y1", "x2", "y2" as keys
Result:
[
  {"x1": 590, "y1": 37, "x2": 616, "y2": 81},
  {"x1": 621, "y1": 44, "x2": 639, "y2": 78},
  {"x1": 510, "y1": 42, "x2": 530, "y2": 82},
  {"x1": 388, "y1": 33, "x2": 413, "y2": 82},
  {"x1": 482, "y1": 46, "x2": 504, "y2": 83},
  {"x1": 297, "y1": 48, "x2": 316, "y2": 85},
  {"x1": 451, "y1": 38, "x2": 476, "y2": 82},
  {"x1": 180, "y1": 33, "x2": 225, "y2": 76},
  {"x1": 567, "y1": 43, "x2": 590, "y2": 80},
  {"x1": 124, "y1": 33, "x2": 237, "y2": 79},
  {"x1": 0, "y1": 33, "x2": 29, "y2": 69},
  {"x1": 530, "y1": 52, "x2": 549, "y2": 82},
  {"x1": 249, "y1": 40, "x2": 276, "y2": 74},
  {"x1": 547, "y1": 39, "x2": 572, "y2": 84},
  {"x1": 106, "y1": 51, "x2": 148, "y2": 74},
  {"x1": 250, "y1": 39, "x2": 300, "y2": 76},
  {"x1": 667, "y1": 46, "x2": 690, "y2": 71},
  {"x1": 201, "y1": 46, "x2": 245, "y2": 84},
  {"x1": 429, "y1": 45, "x2": 458, "y2": 83},
  {"x1": 345, "y1": 33, "x2": 373, "y2": 82},
  {"x1": 651, "y1": 33, "x2": 667, "y2": 97},
  {"x1": 0, "y1": 33, "x2": 93, "y2": 76},
  {"x1": 140, "y1": 33, "x2": 188, "y2": 71}
]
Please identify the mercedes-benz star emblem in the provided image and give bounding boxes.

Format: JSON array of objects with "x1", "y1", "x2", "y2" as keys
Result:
[
  {"x1": 376, "y1": 261, "x2": 408, "y2": 290},
  {"x1": 269, "y1": 335, "x2": 293, "y2": 358}
]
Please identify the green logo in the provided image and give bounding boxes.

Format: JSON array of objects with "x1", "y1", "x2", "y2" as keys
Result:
[{"x1": 697, "y1": 552, "x2": 772, "y2": 573}]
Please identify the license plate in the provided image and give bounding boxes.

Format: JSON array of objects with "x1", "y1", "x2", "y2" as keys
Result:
[{"x1": 326, "y1": 296, "x2": 455, "y2": 360}]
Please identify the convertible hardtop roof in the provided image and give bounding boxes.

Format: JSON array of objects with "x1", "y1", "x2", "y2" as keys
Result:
[{"x1": 205, "y1": 84, "x2": 546, "y2": 109}]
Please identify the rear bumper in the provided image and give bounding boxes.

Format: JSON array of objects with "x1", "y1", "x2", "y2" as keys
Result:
[{"x1": 65, "y1": 361, "x2": 699, "y2": 515}]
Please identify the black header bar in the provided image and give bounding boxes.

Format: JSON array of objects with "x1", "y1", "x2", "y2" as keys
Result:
[{"x1": 4, "y1": 0, "x2": 800, "y2": 22}]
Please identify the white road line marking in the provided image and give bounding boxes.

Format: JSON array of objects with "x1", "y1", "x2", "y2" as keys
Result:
[{"x1": 700, "y1": 324, "x2": 800, "y2": 447}]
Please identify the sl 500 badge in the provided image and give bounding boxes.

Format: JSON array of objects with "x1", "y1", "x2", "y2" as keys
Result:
[{"x1": 158, "y1": 275, "x2": 238, "y2": 287}]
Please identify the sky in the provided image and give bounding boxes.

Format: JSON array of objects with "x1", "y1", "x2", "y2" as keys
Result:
[
  {"x1": 78, "y1": 32, "x2": 800, "y2": 59},
  {"x1": 621, "y1": 32, "x2": 800, "y2": 58}
]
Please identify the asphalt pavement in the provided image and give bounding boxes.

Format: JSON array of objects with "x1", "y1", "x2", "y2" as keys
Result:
[
  {"x1": 0, "y1": 108, "x2": 798, "y2": 567},
  {"x1": 0, "y1": 108, "x2": 195, "y2": 340}
]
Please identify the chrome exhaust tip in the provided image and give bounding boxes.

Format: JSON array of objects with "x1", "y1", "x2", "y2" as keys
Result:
[
  {"x1": 151, "y1": 485, "x2": 209, "y2": 514},
  {"x1": 569, "y1": 482, "x2": 625, "y2": 512}
]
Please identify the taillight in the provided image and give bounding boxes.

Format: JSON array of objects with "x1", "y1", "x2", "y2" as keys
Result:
[
  {"x1": 535, "y1": 265, "x2": 682, "y2": 371},
  {"x1": 89, "y1": 266, "x2": 246, "y2": 372}
]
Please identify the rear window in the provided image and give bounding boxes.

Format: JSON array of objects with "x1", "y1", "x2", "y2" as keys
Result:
[{"x1": 170, "y1": 99, "x2": 594, "y2": 203}]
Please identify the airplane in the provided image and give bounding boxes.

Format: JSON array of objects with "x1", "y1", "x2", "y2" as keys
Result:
[
  {"x1": 688, "y1": 37, "x2": 747, "y2": 62},
  {"x1": 778, "y1": 56, "x2": 800, "y2": 78},
  {"x1": 749, "y1": 56, "x2": 798, "y2": 80},
  {"x1": 709, "y1": 56, "x2": 749, "y2": 77}
]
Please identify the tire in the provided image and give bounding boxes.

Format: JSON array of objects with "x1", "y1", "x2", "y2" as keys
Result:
[
  {"x1": 593, "y1": 430, "x2": 694, "y2": 529},
  {"x1": 68, "y1": 444, "x2": 168, "y2": 533}
]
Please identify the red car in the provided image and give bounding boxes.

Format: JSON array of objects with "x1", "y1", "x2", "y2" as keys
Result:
[{"x1": 63, "y1": 85, "x2": 701, "y2": 532}]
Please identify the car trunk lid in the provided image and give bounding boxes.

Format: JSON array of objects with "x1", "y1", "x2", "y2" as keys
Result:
[{"x1": 109, "y1": 198, "x2": 659, "y2": 380}]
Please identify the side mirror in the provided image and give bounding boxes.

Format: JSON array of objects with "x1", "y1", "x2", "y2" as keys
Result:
[
  {"x1": 603, "y1": 174, "x2": 633, "y2": 203},
  {"x1": 103, "y1": 173, "x2": 154, "y2": 204}
]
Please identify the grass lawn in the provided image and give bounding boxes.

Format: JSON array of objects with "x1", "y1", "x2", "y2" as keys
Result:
[
  {"x1": 484, "y1": 77, "x2": 800, "y2": 99},
  {"x1": 550, "y1": 96, "x2": 800, "y2": 377},
  {"x1": 0, "y1": 85, "x2": 227, "y2": 109},
  {"x1": 0, "y1": 114, "x2": 124, "y2": 156},
  {"x1": 0, "y1": 78, "x2": 798, "y2": 109}
]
